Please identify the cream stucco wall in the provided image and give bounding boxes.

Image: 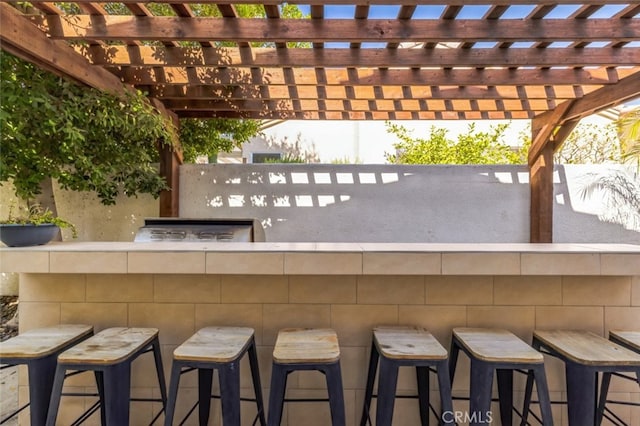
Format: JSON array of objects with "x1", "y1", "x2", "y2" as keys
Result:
[{"x1": 179, "y1": 164, "x2": 640, "y2": 244}]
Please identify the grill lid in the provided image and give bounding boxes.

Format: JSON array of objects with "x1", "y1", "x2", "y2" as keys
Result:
[{"x1": 134, "y1": 218, "x2": 257, "y2": 242}]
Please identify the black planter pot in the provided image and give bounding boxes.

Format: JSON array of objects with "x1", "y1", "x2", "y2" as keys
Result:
[{"x1": 0, "y1": 224, "x2": 60, "y2": 247}]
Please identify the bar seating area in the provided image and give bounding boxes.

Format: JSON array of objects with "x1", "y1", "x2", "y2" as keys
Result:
[
  {"x1": 0, "y1": 237, "x2": 638, "y2": 426},
  {"x1": 3, "y1": 321, "x2": 640, "y2": 425}
]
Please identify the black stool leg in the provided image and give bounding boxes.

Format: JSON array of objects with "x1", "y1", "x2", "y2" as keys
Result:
[
  {"x1": 198, "y1": 368, "x2": 214, "y2": 426},
  {"x1": 416, "y1": 366, "x2": 430, "y2": 426},
  {"x1": 325, "y1": 362, "x2": 346, "y2": 426},
  {"x1": 95, "y1": 371, "x2": 106, "y2": 425},
  {"x1": 520, "y1": 370, "x2": 535, "y2": 426},
  {"x1": 267, "y1": 363, "x2": 288, "y2": 426},
  {"x1": 532, "y1": 364, "x2": 553, "y2": 426},
  {"x1": 596, "y1": 372, "x2": 611, "y2": 426},
  {"x1": 469, "y1": 359, "x2": 493, "y2": 426},
  {"x1": 104, "y1": 362, "x2": 131, "y2": 425},
  {"x1": 436, "y1": 360, "x2": 455, "y2": 426},
  {"x1": 448, "y1": 339, "x2": 460, "y2": 385},
  {"x1": 45, "y1": 365, "x2": 67, "y2": 426},
  {"x1": 220, "y1": 361, "x2": 241, "y2": 426},
  {"x1": 152, "y1": 338, "x2": 168, "y2": 409},
  {"x1": 164, "y1": 362, "x2": 183, "y2": 426},
  {"x1": 496, "y1": 369, "x2": 513, "y2": 425},
  {"x1": 376, "y1": 357, "x2": 398, "y2": 426},
  {"x1": 566, "y1": 363, "x2": 596, "y2": 426},
  {"x1": 360, "y1": 341, "x2": 379, "y2": 426},
  {"x1": 248, "y1": 340, "x2": 267, "y2": 426},
  {"x1": 27, "y1": 354, "x2": 57, "y2": 426}
]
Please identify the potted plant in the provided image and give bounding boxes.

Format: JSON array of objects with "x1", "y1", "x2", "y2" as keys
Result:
[{"x1": 0, "y1": 205, "x2": 76, "y2": 247}]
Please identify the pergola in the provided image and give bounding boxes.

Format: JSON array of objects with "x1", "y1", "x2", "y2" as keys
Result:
[{"x1": 1, "y1": 0, "x2": 639, "y2": 242}]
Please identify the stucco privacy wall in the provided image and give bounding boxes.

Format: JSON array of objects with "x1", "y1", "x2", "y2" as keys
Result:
[{"x1": 179, "y1": 164, "x2": 640, "y2": 244}]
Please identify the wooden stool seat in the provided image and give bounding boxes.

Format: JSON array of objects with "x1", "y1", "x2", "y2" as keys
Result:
[
  {"x1": 534, "y1": 330, "x2": 640, "y2": 366},
  {"x1": 173, "y1": 326, "x2": 254, "y2": 362},
  {"x1": 609, "y1": 330, "x2": 640, "y2": 353},
  {"x1": 451, "y1": 327, "x2": 553, "y2": 426},
  {"x1": 373, "y1": 326, "x2": 447, "y2": 360},
  {"x1": 46, "y1": 327, "x2": 167, "y2": 426},
  {"x1": 58, "y1": 327, "x2": 159, "y2": 365},
  {"x1": 453, "y1": 327, "x2": 544, "y2": 364},
  {"x1": 268, "y1": 328, "x2": 345, "y2": 426},
  {"x1": 361, "y1": 326, "x2": 454, "y2": 426},
  {"x1": 272, "y1": 328, "x2": 340, "y2": 364},
  {"x1": 0, "y1": 324, "x2": 93, "y2": 359},
  {"x1": 0, "y1": 324, "x2": 93, "y2": 426},
  {"x1": 527, "y1": 330, "x2": 640, "y2": 426},
  {"x1": 164, "y1": 326, "x2": 266, "y2": 426}
]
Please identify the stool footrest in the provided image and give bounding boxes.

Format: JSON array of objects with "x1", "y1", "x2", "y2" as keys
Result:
[
  {"x1": 284, "y1": 397, "x2": 330, "y2": 403},
  {"x1": 0, "y1": 403, "x2": 30, "y2": 425}
]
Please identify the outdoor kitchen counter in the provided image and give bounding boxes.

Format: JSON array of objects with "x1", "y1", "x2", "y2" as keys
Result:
[
  {"x1": 2, "y1": 242, "x2": 640, "y2": 275},
  {"x1": 2, "y1": 242, "x2": 640, "y2": 425}
]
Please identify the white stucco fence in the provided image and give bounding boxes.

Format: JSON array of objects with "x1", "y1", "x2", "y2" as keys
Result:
[{"x1": 180, "y1": 163, "x2": 640, "y2": 244}]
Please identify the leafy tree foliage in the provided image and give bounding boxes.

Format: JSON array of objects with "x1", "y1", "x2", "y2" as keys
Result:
[
  {"x1": 385, "y1": 122, "x2": 526, "y2": 164},
  {"x1": 0, "y1": 51, "x2": 175, "y2": 205},
  {"x1": 554, "y1": 122, "x2": 622, "y2": 164},
  {"x1": 179, "y1": 118, "x2": 260, "y2": 163},
  {"x1": 617, "y1": 108, "x2": 640, "y2": 166}
]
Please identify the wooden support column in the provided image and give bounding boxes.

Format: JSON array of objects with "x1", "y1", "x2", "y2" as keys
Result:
[
  {"x1": 159, "y1": 145, "x2": 181, "y2": 217},
  {"x1": 528, "y1": 101, "x2": 576, "y2": 243},
  {"x1": 152, "y1": 98, "x2": 182, "y2": 217},
  {"x1": 529, "y1": 143, "x2": 554, "y2": 243}
]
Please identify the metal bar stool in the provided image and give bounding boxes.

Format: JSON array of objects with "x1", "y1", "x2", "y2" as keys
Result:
[
  {"x1": 0, "y1": 324, "x2": 93, "y2": 426},
  {"x1": 525, "y1": 330, "x2": 640, "y2": 426},
  {"x1": 449, "y1": 328, "x2": 553, "y2": 426},
  {"x1": 596, "y1": 331, "x2": 640, "y2": 426},
  {"x1": 360, "y1": 326, "x2": 454, "y2": 426},
  {"x1": 267, "y1": 328, "x2": 345, "y2": 426},
  {"x1": 46, "y1": 327, "x2": 168, "y2": 426},
  {"x1": 163, "y1": 326, "x2": 266, "y2": 426}
]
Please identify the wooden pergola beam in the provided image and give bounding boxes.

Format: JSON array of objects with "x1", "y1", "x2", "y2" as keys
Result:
[
  {"x1": 176, "y1": 110, "x2": 534, "y2": 120},
  {"x1": 81, "y1": 45, "x2": 640, "y2": 68},
  {"x1": 22, "y1": 0, "x2": 635, "y2": 5},
  {"x1": 34, "y1": 16, "x2": 638, "y2": 43},
  {"x1": 141, "y1": 84, "x2": 593, "y2": 101},
  {"x1": 546, "y1": 70, "x2": 640, "y2": 124},
  {"x1": 0, "y1": 3, "x2": 125, "y2": 94},
  {"x1": 110, "y1": 66, "x2": 629, "y2": 87}
]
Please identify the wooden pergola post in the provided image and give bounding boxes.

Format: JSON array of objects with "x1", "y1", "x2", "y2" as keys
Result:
[
  {"x1": 529, "y1": 143, "x2": 554, "y2": 243},
  {"x1": 149, "y1": 99, "x2": 183, "y2": 217},
  {"x1": 528, "y1": 102, "x2": 576, "y2": 243},
  {"x1": 159, "y1": 146, "x2": 182, "y2": 217}
]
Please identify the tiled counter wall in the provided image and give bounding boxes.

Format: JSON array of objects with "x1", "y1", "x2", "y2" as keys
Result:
[{"x1": 17, "y1": 273, "x2": 640, "y2": 426}]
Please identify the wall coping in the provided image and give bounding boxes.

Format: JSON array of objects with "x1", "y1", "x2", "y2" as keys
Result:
[{"x1": 1, "y1": 242, "x2": 639, "y2": 275}]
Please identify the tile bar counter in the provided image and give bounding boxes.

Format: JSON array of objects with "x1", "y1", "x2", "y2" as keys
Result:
[{"x1": 2, "y1": 242, "x2": 639, "y2": 425}]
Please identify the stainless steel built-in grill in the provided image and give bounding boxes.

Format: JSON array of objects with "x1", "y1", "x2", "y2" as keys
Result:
[{"x1": 134, "y1": 218, "x2": 264, "y2": 242}]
